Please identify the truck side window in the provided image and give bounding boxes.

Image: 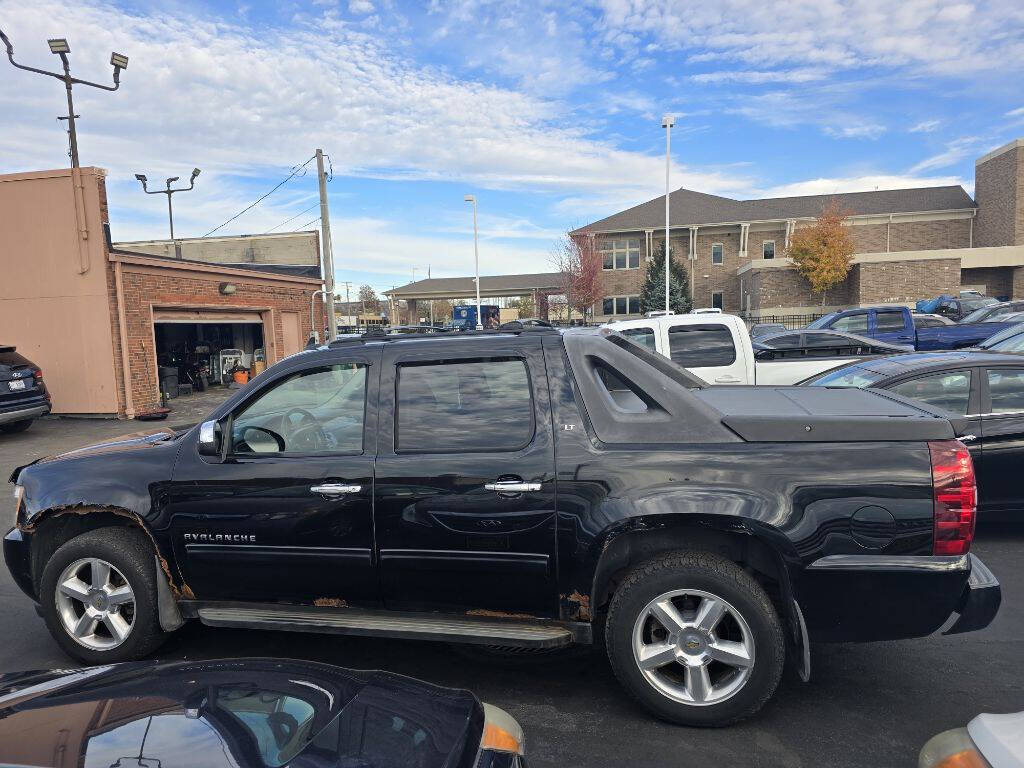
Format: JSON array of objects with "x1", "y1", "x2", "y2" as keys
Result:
[
  {"x1": 668, "y1": 324, "x2": 737, "y2": 367},
  {"x1": 231, "y1": 364, "x2": 367, "y2": 455},
  {"x1": 830, "y1": 313, "x2": 868, "y2": 333},
  {"x1": 888, "y1": 370, "x2": 971, "y2": 415},
  {"x1": 396, "y1": 359, "x2": 534, "y2": 452},
  {"x1": 876, "y1": 311, "x2": 906, "y2": 331}
]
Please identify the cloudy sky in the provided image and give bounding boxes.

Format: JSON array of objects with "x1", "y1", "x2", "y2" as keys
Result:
[{"x1": 1, "y1": 0, "x2": 1023, "y2": 296}]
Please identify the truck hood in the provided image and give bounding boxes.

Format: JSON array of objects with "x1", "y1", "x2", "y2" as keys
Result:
[
  {"x1": 9, "y1": 427, "x2": 180, "y2": 483},
  {"x1": 0, "y1": 658, "x2": 484, "y2": 768},
  {"x1": 694, "y1": 385, "x2": 958, "y2": 442}
]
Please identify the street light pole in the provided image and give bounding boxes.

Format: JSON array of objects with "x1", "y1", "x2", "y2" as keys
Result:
[
  {"x1": 0, "y1": 31, "x2": 128, "y2": 168},
  {"x1": 134, "y1": 169, "x2": 201, "y2": 240},
  {"x1": 662, "y1": 115, "x2": 674, "y2": 315},
  {"x1": 464, "y1": 195, "x2": 483, "y2": 330}
]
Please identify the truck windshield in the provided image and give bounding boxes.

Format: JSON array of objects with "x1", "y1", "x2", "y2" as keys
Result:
[{"x1": 805, "y1": 365, "x2": 887, "y2": 388}]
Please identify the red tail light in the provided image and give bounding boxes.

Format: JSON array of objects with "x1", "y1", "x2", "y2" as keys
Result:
[
  {"x1": 32, "y1": 369, "x2": 43, "y2": 380},
  {"x1": 929, "y1": 440, "x2": 976, "y2": 556}
]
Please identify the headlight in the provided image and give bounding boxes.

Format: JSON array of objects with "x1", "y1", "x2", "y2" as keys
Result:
[
  {"x1": 12, "y1": 484, "x2": 24, "y2": 503},
  {"x1": 919, "y1": 727, "x2": 991, "y2": 768}
]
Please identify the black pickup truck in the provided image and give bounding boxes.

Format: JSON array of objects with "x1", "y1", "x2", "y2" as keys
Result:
[{"x1": 4, "y1": 326, "x2": 1001, "y2": 726}]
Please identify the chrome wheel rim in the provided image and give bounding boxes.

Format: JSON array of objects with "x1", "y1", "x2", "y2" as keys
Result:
[
  {"x1": 632, "y1": 588, "x2": 754, "y2": 706},
  {"x1": 54, "y1": 558, "x2": 136, "y2": 650}
]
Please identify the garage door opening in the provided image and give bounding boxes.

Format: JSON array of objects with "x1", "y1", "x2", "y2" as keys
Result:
[{"x1": 153, "y1": 311, "x2": 266, "y2": 406}]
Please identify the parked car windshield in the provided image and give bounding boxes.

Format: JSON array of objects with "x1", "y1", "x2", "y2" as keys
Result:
[
  {"x1": 804, "y1": 364, "x2": 888, "y2": 388},
  {"x1": 805, "y1": 313, "x2": 838, "y2": 329},
  {"x1": 961, "y1": 306, "x2": 998, "y2": 324},
  {"x1": 978, "y1": 322, "x2": 1024, "y2": 349},
  {"x1": 988, "y1": 332, "x2": 1024, "y2": 353},
  {"x1": 960, "y1": 297, "x2": 999, "y2": 315}
]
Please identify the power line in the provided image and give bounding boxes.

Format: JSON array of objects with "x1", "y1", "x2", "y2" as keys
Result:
[
  {"x1": 293, "y1": 216, "x2": 320, "y2": 231},
  {"x1": 203, "y1": 154, "x2": 316, "y2": 237},
  {"x1": 264, "y1": 202, "x2": 320, "y2": 234}
]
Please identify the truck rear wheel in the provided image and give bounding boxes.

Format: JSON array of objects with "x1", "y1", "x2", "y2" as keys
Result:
[
  {"x1": 39, "y1": 527, "x2": 168, "y2": 664},
  {"x1": 605, "y1": 550, "x2": 785, "y2": 726}
]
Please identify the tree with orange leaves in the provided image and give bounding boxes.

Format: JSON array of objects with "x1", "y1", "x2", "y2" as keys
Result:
[
  {"x1": 787, "y1": 200, "x2": 855, "y2": 305},
  {"x1": 553, "y1": 231, "x2": 604, "y2": 323}
]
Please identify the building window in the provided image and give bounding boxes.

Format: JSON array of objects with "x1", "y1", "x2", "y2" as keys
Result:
[
  {"x1": 763, "y1": 240, "x2": 775, "y2": 260},
  {"x1": 601, "y1": 238, "x2": 641, "y2": 270},
  {"x1": 712, "y1": 291, "x2": 723, "y2": 310},
  {"x1": 711, "y1": 243, "x2": 723, "y2": 265},
  {"x1": 602, "y1": 295, "x2": 640, "y2": 316}
]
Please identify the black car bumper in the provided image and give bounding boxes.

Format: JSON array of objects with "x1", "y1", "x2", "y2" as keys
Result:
[
  {"x1": 797, "y1": 552, "x2": 1000, "y2": 642},
  {"x1": 3, "y1": 527, "x2": 35, "y2": 601},
  {"x1": 944, "y1": 554, "x2": 1001, "y2": 635}
]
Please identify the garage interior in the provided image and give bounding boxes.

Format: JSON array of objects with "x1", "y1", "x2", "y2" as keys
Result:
[{"x1": 153, "y1": 310, "x2": 267, "y2": 403}]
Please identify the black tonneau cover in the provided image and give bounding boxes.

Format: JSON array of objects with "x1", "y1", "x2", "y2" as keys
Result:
[{"x1": 694, "y1": 386, "x2": 958, "y2": 442}]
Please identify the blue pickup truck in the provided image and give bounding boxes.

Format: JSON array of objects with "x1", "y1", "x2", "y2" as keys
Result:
[{"x1": 807, "y1": 306, "x2": 1013, "y2": 351}]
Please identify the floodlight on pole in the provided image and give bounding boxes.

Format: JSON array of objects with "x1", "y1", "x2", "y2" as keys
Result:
[
  {"x1": 662, "y1": 115, "x2": 675, "y2": 315},
  {"x1": 0, "y1": 29, "x2": 127, "y2": 167},
  {"x1": 134, "y1": 168, "x2": 202, "y2": 240},
  {"x1": 464, "y1": 194, "x2": 483, "y2": 330}
]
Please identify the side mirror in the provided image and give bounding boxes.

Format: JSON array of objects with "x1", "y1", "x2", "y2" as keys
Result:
[{"x1": 197, "y1": 419, "x2": 222, "y2": 456}]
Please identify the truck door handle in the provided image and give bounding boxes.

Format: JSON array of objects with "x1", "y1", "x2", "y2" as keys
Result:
[
  {"x1": 484, "y1": 481, "x2": 542, "y2": 494},
  {"x1": 310, "y1": 483, "x2": 361, "y2": 497},
  {"x1": 715, "y1": 375, "x2": 741, "y2": 383}
]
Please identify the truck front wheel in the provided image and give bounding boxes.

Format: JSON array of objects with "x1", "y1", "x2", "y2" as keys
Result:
[
  {"x1": 605, "y1": 550, "x2": 785, "y2": 726},
  {"x1": 39, "y1": 527, "x2": 168, "y2": 664}
]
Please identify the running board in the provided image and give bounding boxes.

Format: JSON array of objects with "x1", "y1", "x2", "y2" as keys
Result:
[{"x1": 196, "y1": 604, "x2": 576, "y2": 649}]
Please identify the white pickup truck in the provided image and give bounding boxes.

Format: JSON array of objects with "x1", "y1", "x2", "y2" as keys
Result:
[{"x1": 606, "y1": 313, "x2": 885, "y2": 386}]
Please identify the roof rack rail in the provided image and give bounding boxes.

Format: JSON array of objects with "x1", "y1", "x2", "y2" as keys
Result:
[{"x1": 324, "y1": 322, "x2": 559, "y2": 348}]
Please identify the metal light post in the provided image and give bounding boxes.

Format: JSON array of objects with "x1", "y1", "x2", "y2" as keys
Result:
[
  {"x1": 0, "y1": 31, "x2": 127, "y2": 167},
  {"x1": 464, "y1": 194, "x2": 483, "y2": 330},
  {"x1": 662, "y1": 115, "x2": 674, "y2": 315},
  {"x1": 134, "y1": 169, "x2": 200, "y2": 240}
]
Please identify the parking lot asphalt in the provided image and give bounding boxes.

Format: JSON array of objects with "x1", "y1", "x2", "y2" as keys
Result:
[{"x1": 1, "y1": 417, "x2": 1021, "y2": 768}]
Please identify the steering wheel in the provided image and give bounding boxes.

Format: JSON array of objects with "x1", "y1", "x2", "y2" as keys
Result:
[{"x1": 283, "y1": 408, "x2": 328, "y2": 452}]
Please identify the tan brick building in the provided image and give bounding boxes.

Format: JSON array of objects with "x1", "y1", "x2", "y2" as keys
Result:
[
  {"x1": 0, "y1": 167, "x2": 326, "y2": 418},
  {"x1": 576, "y1": 138, "x2": 1024, "y2": 321}
]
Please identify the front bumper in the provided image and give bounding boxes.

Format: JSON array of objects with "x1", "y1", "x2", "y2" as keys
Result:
[
  {"x1": 944, "y1": 554, "x2": 1001, "y2": 635},
  {"x1": 3, "y1": 527, "x2": 35, "y2": 601}
]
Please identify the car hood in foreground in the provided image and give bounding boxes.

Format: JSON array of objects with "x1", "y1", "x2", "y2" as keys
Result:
[{"x1": 0, "y1": 658, "x2": 484, "y2": 768}]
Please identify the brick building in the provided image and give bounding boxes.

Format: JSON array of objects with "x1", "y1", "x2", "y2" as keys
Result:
[
  {"x1": 575, "y1": 138, "x2": 1024, "y2": 321},
  {"x1": 0, "y1": 166, "x2": 326, "y2": 418}
]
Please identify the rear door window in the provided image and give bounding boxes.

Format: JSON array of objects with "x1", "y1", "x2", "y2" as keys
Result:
[
  {"x1": 396, "y1": 359, "x2": 534, "y2": 452},
  {"x1": 887, "y1": 370, "x2": 971, "y2": 414},
  {"x1": 875, "y1": 311, "x2": 906, "y2": 331},
  {"x1": 986, "y1": 368, "x2": 1024, "y2": 414},
  {"x1": 668, "y1": 324, "x2": 737, "y2": 367}
]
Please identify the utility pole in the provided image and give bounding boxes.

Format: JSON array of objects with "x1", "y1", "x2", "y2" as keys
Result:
[
  {"x1": 464, "y1": 195, "x2": 483, "y2": 329},
  {"x1": 339, "y1": 280, "x2": 353, "y2": 325},
  {"x1": 428, "y1": 265, "x2": 434, "y2": 326},
  {"x1": 316, "y1": 149, "x2": 338, "y2": 340}
]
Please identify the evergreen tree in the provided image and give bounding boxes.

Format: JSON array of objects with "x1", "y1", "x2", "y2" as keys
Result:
[{"x1": 639, "y1": 242, "x2": 692, "y2": 314}]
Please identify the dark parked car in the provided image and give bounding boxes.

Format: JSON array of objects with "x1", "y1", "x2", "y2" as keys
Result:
[
  {"x1": 752, "y1": 328, "x2": 913, "y2": 359},
  {"x1": 976, "y1": 321, "x2": 1024, "y2": 351},
  {"x1": 916, "y1": 294, "x2": 1000, "y2": 322},
  {"x1": 5, "y1": 326, "x2": 1000, "y2": 726},
  {"x1": 0, "y1": 345, "x2": 50, "y2": 433},
  {"x1": 957, "y1": 300, "x2": 1024, "y2": 325},
  {"x1": 0, "y1": 658, "x2": 526, "y2": 768},
  {"x1": 804, "y1": 350, "x2": 1024, "y2": 521}
]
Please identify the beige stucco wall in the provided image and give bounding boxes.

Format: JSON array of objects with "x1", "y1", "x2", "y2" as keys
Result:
[{"x1": 0, "y1": 167, "x2": 120, "y2": 414}]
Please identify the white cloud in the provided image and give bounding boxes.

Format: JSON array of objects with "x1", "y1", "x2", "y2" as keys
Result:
[
  {"x1": 909, "y1": 119, "x2": 941, "y2": 133},
  {"x1": 728, "y1": 90, "x2": 886, "y2": 139},
  {"x1": 908, "y1": 136, "x2": 984, "y2": 173},
  {"x1": 761, "y1": 174, "x2": 967, "y2": 198},
  {"x1": 349, "y1": 0, "x2": 374, "y2": 12},
  {"x1": 1007, "y1": 107, "x2": 1024, "y2": 118},
  {"x1": 593, "y1": 0, "x2": 1024, "y2": 79},
  {"x1": 0, "y1": 0, "x2": 755, "y2": 237},
  {"x1": 690, "y1": 68, "x2": 826, "y2": 84}
]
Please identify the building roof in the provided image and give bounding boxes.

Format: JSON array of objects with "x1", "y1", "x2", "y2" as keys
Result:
[
  {"x1": 576, "y1": 185, "x2": 976, "y2": 233},
  {"x1": 385, "y1": 272, "x2": 564, "y2": 299}
]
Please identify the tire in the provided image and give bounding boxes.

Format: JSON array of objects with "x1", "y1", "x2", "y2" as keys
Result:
[
  {"x1": 605, "y1": 550, "x2": 785, "y2": 726},
  {"x1": 0, "y1": 418, "x2": 33, "y2": 434},
  {"x1": 39, "y1": 527, "x2": 168, "y2": 664}
]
